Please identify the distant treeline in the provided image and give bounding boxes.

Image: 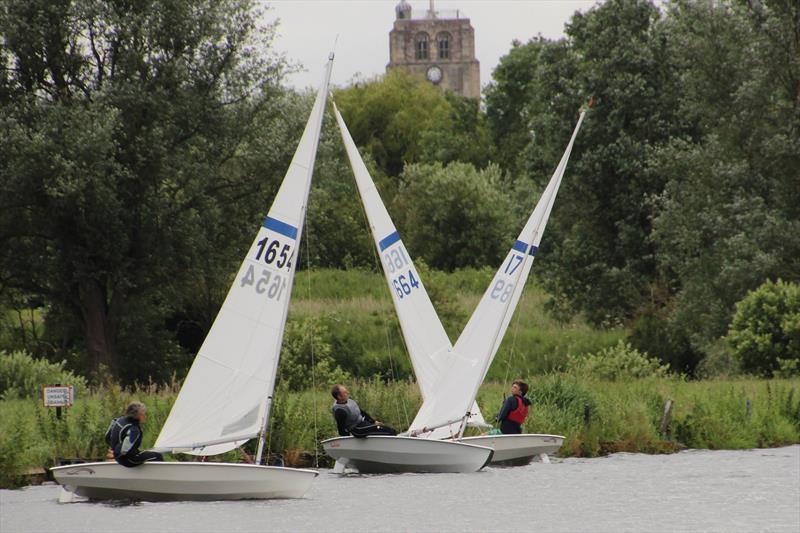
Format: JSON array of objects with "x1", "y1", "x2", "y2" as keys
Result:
[{"x1": 0, "y1": 0, "x2": 798, "y2": 384}]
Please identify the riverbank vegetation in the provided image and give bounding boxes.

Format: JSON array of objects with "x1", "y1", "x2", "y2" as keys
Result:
[
  {"x1": 1, "y1": 376, "x2": 798, "y2": 488},
  {"x1": 1, "y1": 0, "x2": 798, "y2": 489}
]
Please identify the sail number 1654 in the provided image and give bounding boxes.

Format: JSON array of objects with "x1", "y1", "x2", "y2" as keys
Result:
[{"x1": 255, "y1": 237, "x2": 292, "y2": 270}]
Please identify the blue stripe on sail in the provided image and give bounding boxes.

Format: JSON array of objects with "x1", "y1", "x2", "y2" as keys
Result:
[
  {"x1": 512, "y1": 240, "x2": 528, "y2": 253},
  {"x1": 512, "y1": 240, "x2": 539, "y2": 256},
  {"x1": 379, "y1": 231, "x2": 401, "y2": 251},
  {"x1": 262, "y1": 216, "x2": 298, "y2": 240}
]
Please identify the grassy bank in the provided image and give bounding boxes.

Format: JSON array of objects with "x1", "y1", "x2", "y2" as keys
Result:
[
  {"x1": 287, "y1": 268, "x2": 624, "y2": 381},
  {"x1": 2, "y1": 377, "x2": 798, "y2": 488}
]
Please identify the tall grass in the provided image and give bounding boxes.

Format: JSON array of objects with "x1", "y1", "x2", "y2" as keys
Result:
[
  {"x1": 287, "y1": 268, "x2": 624, "y2": 380},
  {"x1": 1, "y1": 377, "x2": 798, "y2": 488}
]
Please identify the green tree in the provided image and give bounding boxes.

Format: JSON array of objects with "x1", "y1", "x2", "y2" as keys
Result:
[
  {"x1": 334, "y1": 70, "x2": 491, "y2": 177},
  {"x1": 541, "y1": 0, "x2": 683, "y2": 325},
  {"x1": 302, "y1": 105, "x2": 375, "y2": 270},
  {"x1": 485, "y1": 0, "x2": 685, "y2": 326},
  {"x1": 647, "y1": 0, "x2": 800, "y2": 361},
  {"x1": 727, "y1": 280, "x2": 800, "y2": 376},
  {"x1": 485, "y1": 38, "x2": 580, "y2": 180},
  {"x1": 0, "y1": 0, "x2": 291, "y2": 382},
  {"x1": 392, "y1": 162, "x2": 513, "y2": 271}
]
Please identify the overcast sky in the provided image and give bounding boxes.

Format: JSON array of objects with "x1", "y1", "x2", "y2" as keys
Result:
[{"x1": 265, "y1": 0, "x2": 599, "y2": 91}]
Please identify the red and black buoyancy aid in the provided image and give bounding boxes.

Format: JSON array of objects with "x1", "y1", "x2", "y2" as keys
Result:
[{"x1": 507, "y1": 395, "x2": 529, "y2": 424}]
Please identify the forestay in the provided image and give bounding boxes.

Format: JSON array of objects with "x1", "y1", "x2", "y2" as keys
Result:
[
  {"x1": 408, "y1": 110, "x2": 587, "y2": 436},
  {"x1": 333, "y1": 104, "x2": 452, "y2": 401},
  {"x1": 334, "y1": 105, "x2": 485, "y2": 431},
  {"x1": 154, "y1": 58, "x2": 334, "y2": 456}
]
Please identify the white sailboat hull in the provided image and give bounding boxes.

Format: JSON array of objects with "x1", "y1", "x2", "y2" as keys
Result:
[
  {"x1": 322, "y1": 436, "x2": 493, "y2": 473},
  {"x1": 459, "y1": 434, "x2": 564, "y2": 466},
  {"x1": 51, "y1": 462, "x2": 318, "y2": 501}
]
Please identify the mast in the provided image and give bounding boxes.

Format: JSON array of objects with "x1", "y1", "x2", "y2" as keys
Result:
[{"x1": 255, "y1": 53, "x2": 335, "y2": 465}]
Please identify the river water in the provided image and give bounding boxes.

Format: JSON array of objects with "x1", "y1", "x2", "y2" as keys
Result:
[{"x1": 2, "y1": 446, "x2": 798, "y2": 533}]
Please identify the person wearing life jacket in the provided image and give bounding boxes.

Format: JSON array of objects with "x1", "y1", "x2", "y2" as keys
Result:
[
  {"x1": 331, "y1": 384, "x2": 397, "y2": 438},
  {"x1": 495, "y1": 380, "x2": 532, "y2": 434},
  {"x1": 105, "y1": 402, "x2": 164, "y2": 467}
]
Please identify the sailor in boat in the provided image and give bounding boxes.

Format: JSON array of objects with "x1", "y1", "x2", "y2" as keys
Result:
[
  {"x1": 105, "y1": 402, "x2": 164, "y2": 467},
  {"x1": 331, "y1": 384, "x2": 397, "y2": 438},
  {"x1": 495, "y1": 380, "x2": 532, "y2": 435}
]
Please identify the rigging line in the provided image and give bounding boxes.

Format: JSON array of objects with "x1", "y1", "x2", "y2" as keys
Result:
[
  {"x1": 266, "y1": 382, "x2": 275, "y2": 464},
  {"x1": 303, "y1": 200, "x2": 320, "y2": 467},
  {"x1": 503, "y1": 273, "x2": 527, "y2": 387},
  {"x1": 353, "y1": 175, "x2": 411, "y2": 428},
  {"x1": 504, "y1": 237, "x2": 536, "y2": 387}
]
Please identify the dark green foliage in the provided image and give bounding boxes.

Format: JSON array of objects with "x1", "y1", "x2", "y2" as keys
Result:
[
  {"x1": 302, "y1": 106, "x2": 376, "y2": 270},
  {"x1": 727, "y1": 280, "x2": 800, "y2": 376},
  {"x1": 484, "y1": 0, "x2": 799, "y2": 375},
  {"x1": 1, "y1": 0, "x2": 797, "y2": 386},
  {"x1": 334, "y1": 70, "x2": 492, "y2": 177},
  {"x1": 539, "y1": 0, "x2": 684, "y2": 325},
  {"x1": 0, "y1": 0, "x2": 292, "y2": 382},
  {"x1": 629, "y1": 304, "x2": 700, "y2": 374},
  {"x1": 393, "y1": 162, "x2": 513, "y2": 271}
]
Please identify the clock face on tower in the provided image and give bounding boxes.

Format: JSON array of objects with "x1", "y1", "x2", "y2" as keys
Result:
[{"x1": 426, "y1": 65, "x2": 443, "y2": 84}]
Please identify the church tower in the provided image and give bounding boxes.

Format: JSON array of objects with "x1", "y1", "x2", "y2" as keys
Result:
[{"x1": 387, "y1": 1, "x2": 480, "y2": 99}]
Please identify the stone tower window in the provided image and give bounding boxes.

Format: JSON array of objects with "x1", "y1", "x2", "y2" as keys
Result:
[
  {"x1": 437, "y1": 32, "x2": 451, "y2": 60},
  {"x1": 415, "y1": 33, "x2": 429, "y2": 60}
]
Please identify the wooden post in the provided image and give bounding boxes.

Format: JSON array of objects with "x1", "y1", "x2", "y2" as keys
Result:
[
  {"x1": 746, "y1": 399, "x2": 752, "y2": 419},
  {"x1": 55, "y1": 383, "x2": 62, "y2": 420},
  {"x1": 659, "y1": 399, "x2": 674, "y2": 436}
]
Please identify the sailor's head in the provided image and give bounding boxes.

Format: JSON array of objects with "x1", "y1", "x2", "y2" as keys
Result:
[
  {"x1": 511, "y1": 380, "x2": 528, "y2": 397},
  {"x1": 331, "y1": 384, "x2": 350, "y2": 403},
  {"x1": 126, "y1": 401, "x2": 147, "y2": 422}
]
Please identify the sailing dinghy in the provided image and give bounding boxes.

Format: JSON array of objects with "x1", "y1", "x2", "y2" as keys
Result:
[
  {"x1": 321, "y1": 104, "x2": 493, "y2": 473},
  {"x1": 326, "y1": 104, "x2": 586, "y2": 466},
  {"x1": 51, "y1": 54, "x2": 336, "y2": 501},
  {"x1": 434, "y1": 108, "x2": 586, "y2": 464}
]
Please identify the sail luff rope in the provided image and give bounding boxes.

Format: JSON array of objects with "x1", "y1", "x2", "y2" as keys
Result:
[
  {"x1": 352, "y1": 160, "x2": 411, "y2": 429},
  {"x1": 501, "y1": 107, "x2": 586, "y2": 399},
  {"x1": 304, "y1": 181, "x2": 320, "y2": 467}
]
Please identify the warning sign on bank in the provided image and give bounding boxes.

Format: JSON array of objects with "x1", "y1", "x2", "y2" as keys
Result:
[{"x1": 43, "y1": 386, "x2": 74, "y2": 407}]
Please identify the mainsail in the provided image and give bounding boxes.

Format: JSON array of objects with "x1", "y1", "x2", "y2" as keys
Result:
[
  {"x1": 408, "y1": 109, "x2": 587, "y2": 436},
  {"x1": 334, "y1": 105, "x2": 487, "y2": 430},
  {"x1": 154, "y1": 57, "x2": 334, "y2": 455},
  {"x1": 333, "y1": 103, "x2": 452, "y2": 401}
]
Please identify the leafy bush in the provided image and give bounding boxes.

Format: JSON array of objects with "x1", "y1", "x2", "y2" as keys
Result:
[
  {"x1": 566, "y1": 340, "x2": 670, "y2": 380},
  {"x1": 394, "y1": 162, "x2": 513, "y2": 271},
  {"x1": 727, "y1": 279, "x2": 800, "y2": 376},
  {"x1": 277, "y1": 318, "x2": 350, "y2": 390},
  {"x1": 0, "y1": 350, "x2": 88, "y2": 400}
]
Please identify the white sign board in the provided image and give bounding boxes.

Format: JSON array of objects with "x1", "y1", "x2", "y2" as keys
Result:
[{"x1": 43, "y1": 386, "x2": 74, "y2": 407}]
